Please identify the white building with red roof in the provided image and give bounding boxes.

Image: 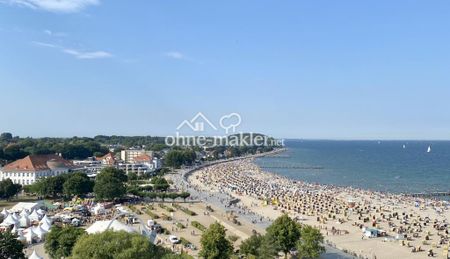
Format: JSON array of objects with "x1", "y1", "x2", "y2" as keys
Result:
[{"x1": 0, "y1": 154, "x2": 73, "y2": 185}]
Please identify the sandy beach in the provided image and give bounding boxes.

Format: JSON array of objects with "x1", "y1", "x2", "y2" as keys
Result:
[{"x1": 182, "y1": 154, "x2": 449, "y2": 259}]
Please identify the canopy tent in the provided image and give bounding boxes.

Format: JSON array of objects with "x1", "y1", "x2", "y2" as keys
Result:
[
  {"x1": 1, "y1": 213, "x2": 19, "y2": 226},
  {"x1": 28, "y1": 210, "x2": 41, "y2": 222},
  {"x1": 19, "y1": 209, "x2": 29, "y2": 217},
  {"x1": 40, "y1": 214, "x2": 52, "y2": 225},
  {"x1": 32, "y1": 225, "x2": 48, "y2": 241},
  {"x1": 24, "y1": 228, "x2": 37, "y2": 244},
  {"x1": 1, "y1": 208, "x2": 9, "y2": 217},
  {"x1": 92, "y1": 204, "x2": 106, "y2": 215},
  {"x1": 29, "y1": 250, "x2": 44, "y2": 259},
  {"x1": 19, "y1": 214, "x2": 30, "y2": 228},
  {"x1": 16, "y1": 231, "x2": 26, "y2": 243},
  {"x1": 10, "y1": 202, "x2": 42, "y2": 213},
  {"x1": 86, "y1": 220, "x2": 136, "y2": 234},
  {"x1": 11, "y1": 224, "x2": 18, "y2": 234},
  {"x1": 36, "y1": 209, "x2": 46, "y2": 215},
  {"x1": 40, "y1": 220, "x2": 52, "y2": 232}
]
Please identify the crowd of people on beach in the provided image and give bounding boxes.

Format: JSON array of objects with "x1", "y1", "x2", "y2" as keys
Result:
[{"x1": 187, "y1": 158, "x2": 450, "y2": 259}]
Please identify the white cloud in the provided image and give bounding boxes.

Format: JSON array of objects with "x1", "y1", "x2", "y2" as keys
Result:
[
  {"x1": 62, "y1": 48, "x2": 112, "y2": 59},
  {"x1": 165, "y1": 51, "x2": 185, "y2": 60},
  {"x1": 32, "y1": 41, "x2": 112, "y2": 60},
  {"x1": 3, "y1": 0, "x2": 99, "y2": 13},
  {"x1": 44, "y1": 29, "x2": 67, "y2": 37}
]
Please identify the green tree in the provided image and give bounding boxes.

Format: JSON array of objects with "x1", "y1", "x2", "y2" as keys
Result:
[
  {"x1": 0, "y1": 231, "x2": 25, "y2": 259},
  {"x1": 70, "y1": 230, "x2": 168, "y2": 259},
  {"x1": 257, "y1": 234, "x2": 279, "y2": 259},
  {"x1": 93, "y1": 167, "x2": 127, "y2": 201},
  {"x1": 296, "y1": 225, "x2": 325, "y2": 259},
  {"x1": 179, "y1": 192, "x2": 190, "y2": 202},
  {"x1": 266, "y1": 214, "x2": 301, "y2": 258},
  {"x1": 239, "y1": 233, "x2": 263, "y2": 257},
  {"x1": 199, "y1": 222, "x2": 233, "y2": 259},
  {"x1": 151, "y1": 177, "x2": 169, "y2": 191},
  {"x1": 63, "y1": 172, "x2": 93, "y2": 197},
  {"x1": 45, "y1": 226, "x2": 86, "y2": 259},
  {"x1": 0, "y1": 179, "x2": 21, "y2": 200}
]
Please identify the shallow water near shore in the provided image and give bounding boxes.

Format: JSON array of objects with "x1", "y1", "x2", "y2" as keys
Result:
[{"x1": 255, "y1": 140, "x2": 450, "y2": 194}]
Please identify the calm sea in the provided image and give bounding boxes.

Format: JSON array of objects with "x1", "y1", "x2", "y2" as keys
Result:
[{"x1": 255, "y1": 140, "x2": 450, "y2": 194}]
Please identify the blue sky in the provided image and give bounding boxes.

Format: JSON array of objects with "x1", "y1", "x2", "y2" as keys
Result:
[{"x1": 1, "y1": 1, "x2": 450, "y2": 140}]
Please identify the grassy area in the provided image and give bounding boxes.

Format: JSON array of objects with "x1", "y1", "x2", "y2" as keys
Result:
[
  {"x1": 158, "y1": 203, "x2": 175, "y2": 213},
  {"x1": 176, "y1": 222, "x2": 186, "y2": 229},
  {"x1": 173, "y1": 204, "x2": 197, "y2": 216},
  {"x1": 191, "y1": 221, "x2": 207, "y2": 232},
  {"x1": 161, "y1": 213, "x2": 172, "y2": 221},
  {"x1": 144, "y1": 208, "x2": 160, "y2": 219}
]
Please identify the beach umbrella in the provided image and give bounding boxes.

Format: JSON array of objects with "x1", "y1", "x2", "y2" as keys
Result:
[
  {"x1": 29, "y1": 250, "x2": 43, "y2": 259},
  {"x1": 40, "y1": 214, "x2": 52, "y2": 225},
  {"x1": 28, "y1": 210, "x2": 41, "y2": 222},
  {"x1": 19, "y1": 214, "x2": 30, "y2": 228},
  {"x1": 24, "y1": 227, "x2": 36, "y2": 244}
]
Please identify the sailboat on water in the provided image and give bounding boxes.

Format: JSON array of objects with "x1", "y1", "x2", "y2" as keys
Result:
[{"x1": 427, "y1": 145, "x2": 432, "y2": 153}]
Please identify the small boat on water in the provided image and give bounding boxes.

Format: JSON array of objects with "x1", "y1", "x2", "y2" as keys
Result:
[
  {"x1": 402, "y1": 144, "x2": 406, "y2": 149},
  {"x1": 427, "y1": 145, "x2": 432, "y2": 153}
]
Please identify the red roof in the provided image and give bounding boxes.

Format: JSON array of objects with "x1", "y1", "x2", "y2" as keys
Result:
[
  {"x1": 133, "y1": 154, "x2": 152, "y2": 162},
  {"x1": 96, "y1": 153, "x2": 116, "y2": 165},
  {"x1": 2, "y1": 155, "x2": 73, "y2": 172}
]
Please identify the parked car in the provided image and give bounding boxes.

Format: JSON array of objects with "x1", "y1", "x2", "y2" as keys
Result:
[{"x1": 168, "y1": 235, "x2": 180, "y2": 244}]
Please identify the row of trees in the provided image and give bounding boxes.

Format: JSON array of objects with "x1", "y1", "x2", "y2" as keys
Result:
[
  {"x1": 0, "y1": 133, "x2": 168, "y2": 163},
  {"x1": 164, "y1": 150, "x2": 197, "y2": 168},
  {"x1": 0, "y1": 134, "x2": 110, "y2": 162},
  {"x1": 24, "y1": 172, "x2": 93, "y2": 198}
]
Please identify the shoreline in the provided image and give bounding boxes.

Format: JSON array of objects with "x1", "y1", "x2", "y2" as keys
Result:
[{"x1": 182, "y1": 149, "x2": 449, "y2": 259}]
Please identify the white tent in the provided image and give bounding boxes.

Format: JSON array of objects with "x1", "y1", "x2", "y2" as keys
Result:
[
  {"x1": 16, "y1": 231, "x2": 26, "y2": 243},
  {"x1": 1, "y1": 208, "x2": 9, "y2": 217},
  {"x1": 86, "y1": 220, "x2": 136, "y2": 234},
  {"x1": 29, "y1": 250, "x2": 43, "y2": 259},
  {"x1": 1, "y1": 213, "x2": 19, "y2": 226},
  {"x1": 40, "y1": 214, "x2": 52, "y2": 225},
  {"x1": 24, "y1": 228, "x2": 37, "y2": 244},
  {"x1": 10, "y1": 202, "x2": 41, "y2": 213},
  {"x1": 36, "y1": 209, "x2": 46, "y2": 215},
  {"x1": 29, "y1": 210, "x2": 41, "y2": 222},
  {"x1": 11, "y1": 224, "x2": 18, "y2": 234},
  {"x1": 11, "y1": 213, "x2": 19, "y2": 221},
  {"x1": 19, "y1": 209, "x2": 29, "y2": 217},
  {"x1": 92, "y1": 204, "x2": 106, "y2": 215},
  {"x1": 40, "y1": 220, "x2": 52, "y2": 232},
  {"x1": 19, "y1": 214, "x2": 30, "y2": 228},
  {"x1": 33, "y1": 225, "x2": 48, "y2": 241}
]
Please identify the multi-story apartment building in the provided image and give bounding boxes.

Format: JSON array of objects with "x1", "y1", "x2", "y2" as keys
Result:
[{"x1": 120, "y1": 149, "x2": 153, "y2": 163}]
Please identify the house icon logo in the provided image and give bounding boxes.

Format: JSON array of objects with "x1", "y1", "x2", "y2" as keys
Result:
[{"x1": 176, "y1": 112, "x2": 218, "y2": 132}]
